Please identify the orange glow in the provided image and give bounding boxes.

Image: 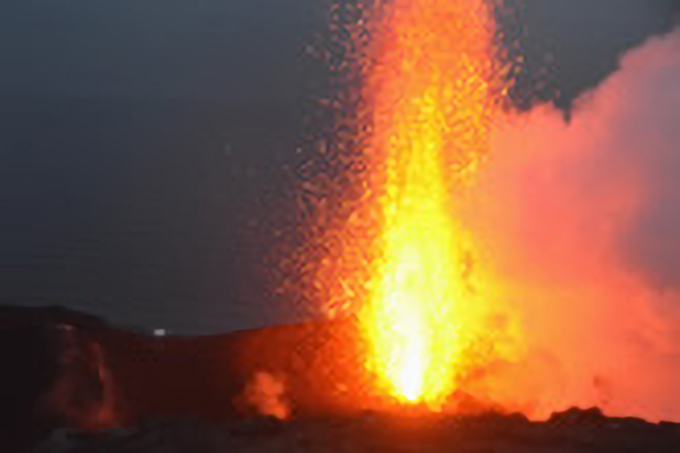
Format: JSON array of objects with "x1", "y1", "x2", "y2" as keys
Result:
[
  {"x1": 287, "y1": 0, "x2": 680, "y2": 423},
  {"x1": 358, "y1": 0, "x2": 501, "y2": 406}
]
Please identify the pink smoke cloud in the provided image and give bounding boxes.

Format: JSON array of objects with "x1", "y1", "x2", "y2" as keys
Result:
[{"x1": 460, "y1": 29, "x2": 680, "y2": 421}]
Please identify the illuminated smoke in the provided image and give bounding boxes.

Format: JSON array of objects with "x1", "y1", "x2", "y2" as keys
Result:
[
  {"x1": 457, "y1": 29, "x2": 680, "y2": 422},
  {"x1": 40, "y1": 325, "x2": 119, "y2": 429},
  {"x1": 243, "y1": 371, "x2": 290, "y2": 420}
]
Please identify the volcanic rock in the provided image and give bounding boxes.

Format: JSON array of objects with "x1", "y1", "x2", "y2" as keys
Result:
[
  {"x1": 548, "y1": 406, "x2": 608, "y2": 428},
  {"x1": 6, "y1": 305, "x2": 680, "y2": 453},
  {"x1": 0, "y1": 306, "x2": 111, "y2": 450},
  {"x1": 0, "y1": 306, "x2": 369, "y2": 448},
  {"x1": 31, "y1": 411, "x2": 680, "y2": 452}
]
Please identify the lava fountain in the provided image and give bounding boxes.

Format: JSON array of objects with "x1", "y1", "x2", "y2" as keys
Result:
[{"x1": 356, "y1": 0, "x2": 503, "y2": 407}]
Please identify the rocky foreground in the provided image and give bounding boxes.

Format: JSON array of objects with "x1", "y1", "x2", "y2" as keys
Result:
[
  {"x1": 3, "y1": 306, "x2": 680, "y2": 452},
  {"x1": 36, "y1": 408, "x2": 680, "y2": 452}
]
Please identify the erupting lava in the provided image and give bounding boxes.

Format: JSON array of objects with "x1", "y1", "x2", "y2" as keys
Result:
[{"x1": 358, "y1": 0, "x2": 501, "y2": 406}]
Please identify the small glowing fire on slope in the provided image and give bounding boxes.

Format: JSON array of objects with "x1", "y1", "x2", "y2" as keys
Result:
[{"x1": 356, "y1": 0, "x2": 509, "y2": 407}]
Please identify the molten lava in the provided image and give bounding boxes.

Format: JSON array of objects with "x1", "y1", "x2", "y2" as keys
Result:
[
  {"x1": 360, "y1": 103, "x2": 466, "y2": 403},
  {"x1": 358, "y1": 0, "x2": 500, "y2": 406}
]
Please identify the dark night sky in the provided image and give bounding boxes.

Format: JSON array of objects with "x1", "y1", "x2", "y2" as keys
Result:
[
  {"x1": 0, "y1": 0, "x2": 678, "y2": 334},
  {"x1": 1, "y1": 0, "x2": 317, "y2": 100}
]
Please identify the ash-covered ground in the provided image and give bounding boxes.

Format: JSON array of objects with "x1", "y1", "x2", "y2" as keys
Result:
[{"x1": 37, "y1": 408, "x2": 680, "y2": 452}]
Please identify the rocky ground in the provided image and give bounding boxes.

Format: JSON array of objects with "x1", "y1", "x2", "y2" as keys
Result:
[
  {"x1": 3, "y1": 307, "x2": 680, "y2": 452},
  {"x1": 35, "y1": 408, "x2": 680, "y2": 452}
]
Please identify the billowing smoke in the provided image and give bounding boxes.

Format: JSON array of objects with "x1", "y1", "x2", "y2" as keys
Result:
[
  {"x1": 243, "y1": 371, "x2": 290, "y2": 420},
  {"x1": 458, "y1": 29, "x2": 680, "y2": 422},
  {"x1": 39, "y1": 325, "x2": 120, "y2": 429}
]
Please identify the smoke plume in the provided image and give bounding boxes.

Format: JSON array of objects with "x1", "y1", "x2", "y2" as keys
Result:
[
  {"x1": 243, "y1": 371, "x2": 290, "y2": 420},
  {"x1": 459, "y1": 29, "x2": 680, "y2": 422}
]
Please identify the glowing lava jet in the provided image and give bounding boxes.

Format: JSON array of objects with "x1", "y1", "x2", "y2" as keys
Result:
[{"x1": 358, "y1": 0, "x2": 500, "y2": 407}]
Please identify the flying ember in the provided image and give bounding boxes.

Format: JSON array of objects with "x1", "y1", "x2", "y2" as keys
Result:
[{"x1": 358, "y1": 0, "x2": 500, "y2": 406}]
